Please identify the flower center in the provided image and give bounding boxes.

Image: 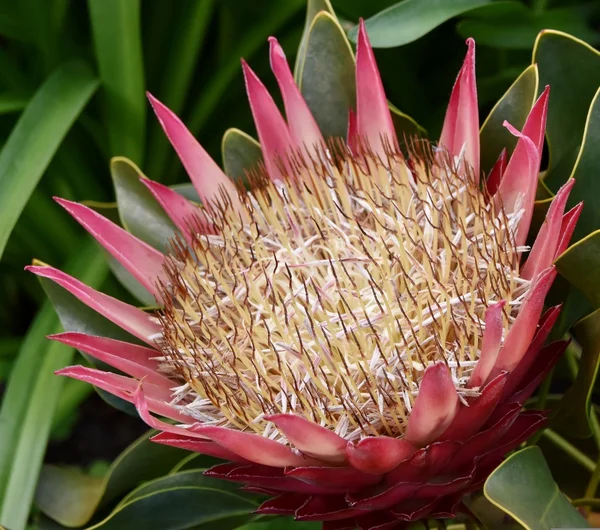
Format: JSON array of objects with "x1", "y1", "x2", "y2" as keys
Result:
[{"x1": 157, "y1": 142, "x2": 528, "y2": 442}]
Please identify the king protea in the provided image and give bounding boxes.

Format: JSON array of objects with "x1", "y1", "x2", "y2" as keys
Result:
[{"x1": 29, "y1": 21, "x2": 581, "y2": 530}]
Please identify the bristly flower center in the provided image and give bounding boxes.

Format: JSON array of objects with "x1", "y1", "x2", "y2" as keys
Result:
[{"x1": 155, "y1": 141, "x2": 529, "y2": 443}]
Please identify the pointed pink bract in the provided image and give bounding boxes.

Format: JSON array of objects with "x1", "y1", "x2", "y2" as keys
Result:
[
  {"x1": 497, "y1": 88, "x2": 549, "y2": 247},
  {"x1": 468, "y1": 301, "x2": 505, "y2": 388},
  {"x1": 190, "y1": 424, "x2": 320, "y2": 467},
  {"x1": 355, "y1": 20, "x2": 397, "y2": 157},
  {"x1": 521, "y1": 179, "x2": 575, "y2": 280},
  {"x1": 440, "y1": 38, "x2": 479, "y2": 179},
  {"x1": 26, "y1": 265, "x2": 160, "y2": 343},
  {"x1": 556, "y1": 202, "x2": 583, "y2": 257},
  {"x1": 55, "y1": 198, "x2": 167, "y2": 300},
  {"x1": 141, "y1": 178, "x2": 211, "y2": 244},
  {"x1": 49, "y1": 332, "x2": 172, "y2": 388},
  {"x1": 491, "y1": 266, "x2": 557, "y2": 377},
  {"x1": 147, "y1": 93, "x2": 242, "y2": 212},
  {"x1": 404, "y1": 362, "x2": 459, "y2": 446},
  {"x1": 58, "y1": 365, "x2": 188, "y2": 422},
  {"x1": 269, "y1": 37, "x2": 323, "y2": 152},
  {"x1": 267, "y1": 414, "x2": 347, "y2": 463},
  {"x1": 242, "y1": 60, "x2": 295, "y2": 180}
]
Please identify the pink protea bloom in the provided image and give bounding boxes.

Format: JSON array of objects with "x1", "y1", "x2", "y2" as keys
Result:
[{"x1": 30, "y1": 22, "x2": 581, "y2": 530}]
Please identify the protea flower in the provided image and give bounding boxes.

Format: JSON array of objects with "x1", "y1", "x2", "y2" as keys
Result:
[{"x1": 29, "y1": 21, "x2": 581, "y2": 530}]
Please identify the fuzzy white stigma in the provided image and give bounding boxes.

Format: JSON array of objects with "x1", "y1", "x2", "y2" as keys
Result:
[{"x1": 155, "y1": 142, "x2": 529, "y2": 443}]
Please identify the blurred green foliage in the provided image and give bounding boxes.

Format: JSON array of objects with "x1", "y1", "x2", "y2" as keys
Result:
[{"x1": 0, "y1": 0, "x2": 599, "y2": 529}]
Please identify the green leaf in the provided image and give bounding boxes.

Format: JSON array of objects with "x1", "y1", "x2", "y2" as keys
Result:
[
  {"x1": 34, "y1": 430, "x2": 189, "y2": 528},
  {"x1": 484, "y1": 446, "x2": 589, "y2": 530},
  {"x1": 297, "y1": 11, "x2": 356, "y2": 139},
  {"x1": 88, "y1": 0, "x2": 146, "y2": 163},
  {"x1": 555, "y1": 230, "x2": 600, "y2": 310},
  {"x1": 294, "y1": 0, "x2": 335, "y2": 80},
  {"x1": 86, "y1": 487, "x2": 257, "y2": 530},
  {"x1": 562, "y1": 87, "x2": 600, "y2": 241},
  {"x1": 145, "y1": 0, "x2": 216, "y2": 179},
  {"x1": 239, "y1": 519, "x2": 321, "y2": 530},
  {"x1": 552, "y1": 308, "x2": 600, "y2": 438},
  {"x1": 117, "y1": 470, "x2": 241, "y2": 507},
  {"x1": 0, "y1": 242, "x2": 108, "y2": 530},
  {"x1": 533, "y1": 30, "x2": 600, "y2": 193},
  {"x1": 111, "y1": 156, "x2": 176, "y2": 252},
  {"x1": 0, "y1": 61, "x2": 98, "y2": 260},
  {"x1": 458, "y1": 6, "x2": 600, "y2": 50},
  {"x1": 0, "y1": 93, "x2": 29, "y2": 114},
  {"x1": 185, "y1": 0, "x2": 304, "y2": 145},
  {"x1": 348, "y1": 0, "x2": 492, "y2": 48},
  {"x1": 221, "y1": 128, "x2": 263, "y2": 182},
  {"x1": 480, "y1": 64, "x2": 539, "y2": 174}
]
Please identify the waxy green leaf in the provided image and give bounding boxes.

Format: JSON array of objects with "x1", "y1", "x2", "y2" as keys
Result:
[
  {"x1": 111, "y1": 156, "x2": 176, "y2": 252},
  {"x1": 294, "y1": 0, "x2": 335, "y2": 80},
  {"x1": 533, "y1": 31, "x2": 600, "y2": 194},
  {"x1": 297, "y1": 11, "x2": 356, "y2": 139},
  {"x1": 480, "y1": 64, "x2": 538, "y2": 174},
  {"x1": 484, "y1": 446, "x2": 589, "y2": 530},
  {"x1": 35, "y1": 430, "x2": 189, "y2": 527},
  {"x1": 221, "y1": 128, "x2": 263, "y2": 182},
  {"x1": 556, "y1": 230, "x2": 600, "y2": 310},
  {"x1": 87, "y1": 486, "x2": 257, "y2": 530},
  {"x1": 553, "y1": 308, "x2": 600, "y2": 438},
  {"x1": 348, "y1": 0, "x2": 492, "y2": 48}
]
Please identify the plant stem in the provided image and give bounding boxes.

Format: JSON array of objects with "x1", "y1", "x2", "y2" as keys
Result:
[
  {"x1": 543, "y1": 429, "x2": 595, "y2": 472},
  {"x1": 586, "y1": 453, "x2": 600, "y2": 499}
]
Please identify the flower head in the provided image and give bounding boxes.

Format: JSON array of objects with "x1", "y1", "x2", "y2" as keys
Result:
[{"x1": 31, "y1": 20, "x2": 581, "y2": 530}]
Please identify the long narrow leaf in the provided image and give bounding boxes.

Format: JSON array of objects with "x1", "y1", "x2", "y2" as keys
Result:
[
  {"x1": 88, "y1": 0, "x2": 146, "y2": 164},
  {"x1": 0, "y1": 241, "x2": 109, "y2": 530},
  {"x1": 0, "y1": 61, "x2": 98, "y2": 260},
  {"x1": 146, "y1": 0, "x2": 216, "y2": 179}
]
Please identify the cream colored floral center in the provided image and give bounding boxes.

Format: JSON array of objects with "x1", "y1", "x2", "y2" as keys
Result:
[{"x1": 157, "y1": 143, "x2": 529, "y2": 442}]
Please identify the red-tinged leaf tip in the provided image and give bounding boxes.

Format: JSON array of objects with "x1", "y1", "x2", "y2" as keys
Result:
[
  {"x1": 190, "y1": 424, "x2": 320, "y2": 467},
  {"x1": 141, "y1": 178, "x2": 211, "y2": 244},
  {"x1": 26, "y1": 265, "x2": 160, "y2": 343},
  {"x1": 496, "y1": 121, "x2": 540, "y2": 247},
  {"x1": 147, "y1": 93, "x2": 241, "y2": 212},
  {"x1": 355, "y1": 19, "x2": 398, "y2": 157},
  {"x1": 491, "y1": 266, "x2": 557, "y2": 377},
  {"x1": 266, "y1": 414, "x2": 347, "y2": 463},
  {"x1": 522, "y1": 179, "x2": 575, "y2": 280},
  {"x1": 556, "y1": 201, "x2": 583, "y2": 258},
  {"x1": 468, "y1": 300, "x2": 505, "y2": 388},
  {"x1": 242, "y1": 59, "x2": 294, "y2": 180},
  {"x1": 55, "y1": 198, "x2": 167, "y2": 300},
  {"x1": 48, "y1": 332, "x2": 172, "y2": 387},
  {"x1": 268, "y1": 36, "x2": 323, "y2": 151},
  {"x1": 440, "y1": 38, "x2": 479, "y2": 179},
  {"x1": 404, "y1": 362, "x2": 459, "y2": 447},
  {"x1": 346, "y1": 436, "x2": 415, "y2": 474}
]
